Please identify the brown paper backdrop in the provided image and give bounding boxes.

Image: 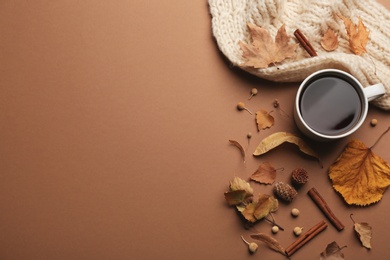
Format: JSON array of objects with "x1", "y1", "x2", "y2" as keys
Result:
[{"x1": 1, "y1": 1, "x2": 390, "y2": 259}]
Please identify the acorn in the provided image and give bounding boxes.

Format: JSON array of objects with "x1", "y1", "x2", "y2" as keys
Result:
[
  {"x1": 273, "y1": 182, "x2": 298, "y2": 202},
  {"x1": 291, "y1": 168, "x2": 309, "y2": 186}
]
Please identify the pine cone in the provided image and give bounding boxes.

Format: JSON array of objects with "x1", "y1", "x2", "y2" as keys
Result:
[
  {"x1": 291, "y1": 168, "x2": 309, "y2": 186},
  {"x1": 273, "y1": 182, "x2": 297, "y2": 202}
]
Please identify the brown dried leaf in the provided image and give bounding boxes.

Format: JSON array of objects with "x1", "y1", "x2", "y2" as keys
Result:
[
  {"x1": 321, "y1": 28, "x2": 339, "y2": 51},
  {"x1": 329, "y1": 139, "x2": 390, "y2": 206},
  {"x1": 239, "y1": 23, "x2": 298, "y2": 69},
  {"x1": 250, "y1": 233, "x2": 286, "y2": 256},
  {"x1": 241, "y1": 194, "x2": 278, "y2": 223},
  {"x1": 229, "y1": 176, "x2": 253, "y2": 195},
  {"x1": 354, "y1": 222, "x2": 372, "y2": 249},
  {"x1": 339, "y1": 16, "x2": 369, "y2": 55},
  {"x1": 250, "y1": 162, "x2": 276, "y2": 184},
  {"x1": 229, "y1": 140, "x2": 246, "y2": 163},
  {"x1": 253, "y1": 194, "x2": 278, "y2": 220},
  {"x1": 224, "y1": 190, "x2": 247, "y2": 206},
  {"x1": 253, "y1": 132, "x2": 319, "y2": 161},
  {"x1": 255, "y1": 110, "x2": 274, "y2": 131},
  {"x1": 320, "y1": 241, "x2": 346, "y2": 259},
  {"x1": 241, "y1": 201, "x2": 257, "y2": 223},
  {"x1": 351, "y1": 214, "x2": 372, "y2": 249}
]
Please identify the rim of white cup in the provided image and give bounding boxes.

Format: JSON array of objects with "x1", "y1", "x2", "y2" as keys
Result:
[{"x1": 295, "y1": 69, "x2": 368, "y2": 140}]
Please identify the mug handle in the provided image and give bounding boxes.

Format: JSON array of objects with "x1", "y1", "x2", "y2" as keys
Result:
[{"x1": 364, "y1": 83, "x2": 386, "y2": 101}]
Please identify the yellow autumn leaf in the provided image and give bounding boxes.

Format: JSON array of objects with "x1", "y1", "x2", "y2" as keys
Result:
[
  {"x1": 339, "y1": 16, "x2": 369, "y2": 55},
  {"x1": 329, "y1": 139, "x2": 390, "y2": 206},
  {"x1": 253, "y1": 132, "x2": 319, "y2": 161}
]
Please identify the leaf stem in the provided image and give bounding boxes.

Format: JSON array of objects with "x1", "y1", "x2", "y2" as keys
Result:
[
  {"x1": 350, "y1": 213, "x2": 356, "y2": 224},
  {"x1": 370, "y1": 127, "x2": 390, "y2": 149}
]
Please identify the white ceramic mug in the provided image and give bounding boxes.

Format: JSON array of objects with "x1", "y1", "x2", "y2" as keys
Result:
[{"x1": 294, "y1": 69, "x2": 385, "y2": 141}]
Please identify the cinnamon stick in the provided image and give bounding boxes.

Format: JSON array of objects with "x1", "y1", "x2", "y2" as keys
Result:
[
  {"x1": 294, "y1": 29, "x2": 317, "y2": 57},
  {"x1": 285, "y1": 220, "x2": 328, "y2": 256},
  {"x1": 307, "y1": 187, "x2": 345, "y2": 231}
]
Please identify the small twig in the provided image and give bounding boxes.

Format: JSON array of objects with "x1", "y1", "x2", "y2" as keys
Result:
[
  {"x1": 264, "y1": 215, "x2": 284, "y2": 231},
  {"x1": 370, "y1": 126, "x2": 390, "y2": 149}
]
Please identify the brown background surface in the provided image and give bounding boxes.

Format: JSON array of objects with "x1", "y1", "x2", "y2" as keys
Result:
[{"x1": 1, "y1": 1, "x2": 390, "y2": 259}]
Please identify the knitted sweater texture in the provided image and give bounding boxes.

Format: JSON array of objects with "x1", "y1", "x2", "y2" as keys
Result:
[{"x1": 209, "y1": 0, "x2": 390, "y2": 110}]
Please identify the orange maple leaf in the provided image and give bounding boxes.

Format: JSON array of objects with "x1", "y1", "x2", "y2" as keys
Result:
[
  {"x1": 239, "y1": 24, "x2": 298, "y2": 69},
  {"x1": 339, "y1": 16, "x2": 370, "y2": 55},
  {"x1": 329, "y1": 139, "x2": 390, "y2": 206}
]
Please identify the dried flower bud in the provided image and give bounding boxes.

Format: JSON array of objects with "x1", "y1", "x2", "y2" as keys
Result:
[
  {"x1": 291, "y1": 168, "x2": 309, "y2": 186},
  {"x1": 293, "y1": 227, "x2": 303, "y2": 236},
  {"x1": 271, "y1": 225, "x2": 279, "y2": 234}
]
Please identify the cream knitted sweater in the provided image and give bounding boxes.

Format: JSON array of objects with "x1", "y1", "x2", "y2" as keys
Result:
[{"x1": 209, "y1": 0, "x2": 390, "y2": 110}]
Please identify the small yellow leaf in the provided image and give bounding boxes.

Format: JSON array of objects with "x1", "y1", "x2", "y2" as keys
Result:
[
  {"x1": 320, "y1": 28, "x2": 339, "y2": 51},
  {"x1": 255, "y1": 110, "x2": 274, "y2": 131}
]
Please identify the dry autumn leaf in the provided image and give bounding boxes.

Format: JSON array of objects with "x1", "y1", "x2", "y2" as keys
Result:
[
  {"x1": 250, "y1": 162, "x2": 276, "y2": 184},
  {"x1": 229, "y1": 140, "x2": 246, "y2": 163},
  {"x1": 229, "y1": 176, "x2": 253, "y2": 195},
  {"x1": 240, "y1": 194, "x2": 278, "y2": 223},
  {"x1": 239, "y1": 23, "x2": 298, "y2": 69},
  {"x1": 329, "y1": 139, "x2": 390, "y2": 206},
  {"x1": 253, "y1": 194, "x2": 278, "y2": 220},
  {"x1": 224, "y1": 177, "x2": 253, "y2": 206},
  {"x1": 350, "y1": 214, "x2": 372, "y2": 249},
  {"x1": 320, "y1": 241, "x2": 346, "y2": 260},
  {"x1": 225, "y1": 179, "x2": 277, "y2": 223},
  {"x1": 224, "y1": 190, "x2": 247, "y2": 206},
  {"x1": 321, "y1": 28, "x2": 339, "y2": 51},
  {"x1": 253, "y1": 132, "x2": 319, "y2": 162},
  {"x1": 255, "y1": 110, "x2": 274, "y2": 131},
  {"x1": 339, "y1": 16, "x2": 369, "y2": 55},
  {"x1": 250, "y1": 233, "x2": 286, "y2": 256}
]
